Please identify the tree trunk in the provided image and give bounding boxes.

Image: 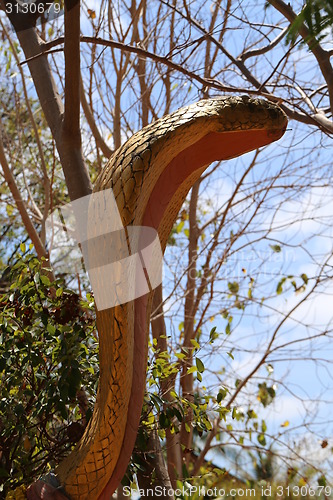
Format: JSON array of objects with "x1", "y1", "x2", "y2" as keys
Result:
[
  {"x1": 136, "y1": 427, "x2": 175, "y2": 499},
  {"x1": 151, "y1": 285, "x2": 182, "y2": 487}
]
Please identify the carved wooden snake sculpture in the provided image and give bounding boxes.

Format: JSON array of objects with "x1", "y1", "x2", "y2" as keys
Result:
[{"x1": 23, "y1": 96, "x2": 287, "y2": 499}]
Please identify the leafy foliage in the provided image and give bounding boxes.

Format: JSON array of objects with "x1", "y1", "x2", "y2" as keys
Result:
[
  {"x1": 0, "y1": 251, "x2": 98, "y2": 496},
  {"x1": 285, "y1": 0, "x2": 333, "y2": 45}
]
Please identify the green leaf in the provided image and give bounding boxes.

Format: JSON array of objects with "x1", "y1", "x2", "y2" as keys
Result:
[
  {"x1": 68, "y1": 367, "x2": 82, "y2": 396},
  {"x1": 14, "y1": 403, "x2": 24, "y2": 416},
  {"x1": 318, "y1": 475, "x2": 326, "y2": 487},
  {"x1": 261, "y1": 420, "x2": 267, "y2": 433},
  {"x1": 209, "y1": 326, "x2": 218, "y2": 343},
  {"x1": 266, "y1": 364, "x2": 274, "y2": 375},
  {"x1": 301, "y1": 273, "x2": 308, "y2": 284},
  {"x1": 270, "y1": 244, "x2": 281, "y2": 253},
  {"x1": 218, "y1": 407, "x2": 230, "y2": 420},
  {"x1": 276, "y1": 277, "x2": 287, "y2": 295},
  {"x1": 190, "y1": 339, "x2": 200, "y2": 350},
  {"x1": 150, "y1": 393, "x2": 163, "y2": 411},
  {"x1": 228, "y1": 281, "x2": 239, "y2": 294},
  {"x1": 6, "y1": 204, "x2": 14, "y2": 217},
  {"x1": 257, "y1": 433, "x2": 266, "y2": 446},
  {"x1": 227, "y1": 351, "x2": 234, "y2": 360},
  {"x1": 0, "y1": 358, "x2": 7, "y2": 372},
  {"x1": 187, "y1": 366, "x2": 197, "y2": 374},
  {"x1": 196, "y1": 357, "x2": 205, "y2": 373},
  {"x1": 20, "y1": 242, "x2": 26, "y2": 253},
  {"x1": 258, "y1": 382, "x2": 276, "y2": 407},
  {"x1": 173, "y1": 407, "x2": 183, "y2": 422},
  {"x1": 217, "y1": 387, "x2": 228, "y2": 403},
  {"x1": 182, "y1": 462, "x2": 190, "y2": 479},
  {"x1": 176, "y1": 220, "x2": 184, "y2": 233},
  {"x1": 47, "y1": 323, "x2": 56, "y2": 335},
  {"x1": 40, "y1": 275, "x2": 51, "y2": 286}
]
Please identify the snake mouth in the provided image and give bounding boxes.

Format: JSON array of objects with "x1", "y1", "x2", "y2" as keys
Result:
[{"x1": 143, "y1": 127, "x2": 287, "y2": 231}]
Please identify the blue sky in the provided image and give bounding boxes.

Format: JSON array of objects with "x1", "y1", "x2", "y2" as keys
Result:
[{"x1": 1, "y1": 0, "x2": 333, "y2": 485}]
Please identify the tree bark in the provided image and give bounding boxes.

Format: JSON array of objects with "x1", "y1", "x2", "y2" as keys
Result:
[
  {"x1": 136, "y1": 427, "x2": 175, "y2": 499},
  {"x1": 180, "y1": 180, "x2": 200, "y2": 462},
  {"x1": 151, "y1": 285, "x2": 182, "y2": 487}
]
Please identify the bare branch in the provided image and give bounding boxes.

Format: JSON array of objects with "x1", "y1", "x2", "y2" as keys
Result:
[
  {"x1": 80, "y1": 74, "x2": 113, "y2": 158},
  {"x1": 0, "y1": 125, "x2": 48, "y2": 263},
  {"x1": 240, "y1": 26, "x2": 288, "y2": 62}
]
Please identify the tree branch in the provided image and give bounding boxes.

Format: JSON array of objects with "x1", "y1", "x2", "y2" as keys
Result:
[
  {"x1": 151, "y1": 285, "x2": 182, "y2": 487},
  {"x1": 20, "y1": 33, "x2": 333, "y2": 133},
  {"x1": 26, "y1": 35, "x2": 242, "y2": 94},
  {"x1": 1, "y1": 19, "x2": 51, "y2": 245},
  {"x1": 180, "y1": 180, "x2": 200, "y2": 462},
  {"x1": 63, "y1": 0, "x2": 81, "y2": 145},
  {"x1": 160, "y1": 0, "x2": 333, "y2": 133},
  {"x1": 240, "y1": 26, "x2": 288, "y2": 62},
  {"x1": 11, "y1": 24, "x2": 92, "y2": 201},
  {"x1": 268, "y1": 0, "x2": 333, "y2": 116},
  {"x1": 80, "y1": 74, "x2": 113, "y2": 158},
  {"x1": 0, "y1": 124, "x2": 49, "y2": 263}
]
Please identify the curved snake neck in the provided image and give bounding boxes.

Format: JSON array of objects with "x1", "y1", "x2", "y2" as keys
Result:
[{"x1": 51, "y1": 96, "x2": 287, "y2": 499}]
